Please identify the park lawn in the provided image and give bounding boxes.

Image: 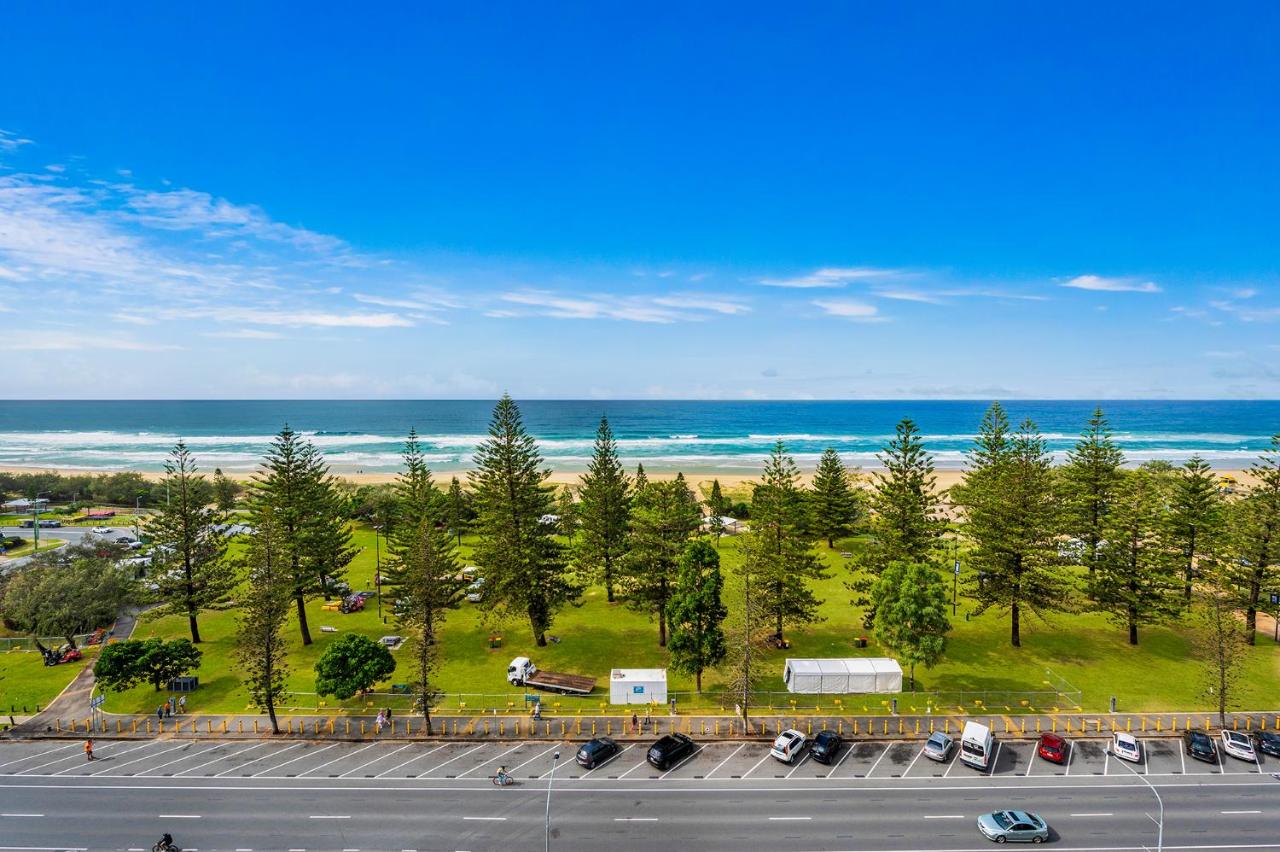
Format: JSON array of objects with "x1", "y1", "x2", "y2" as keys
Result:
[
  {"x1": 0, "y1": 539, "x2": 66, "y2": 560},
  {"x1": 0, "y1": 649, "x2": 92, "y2": 713},
  {"x1": 96, "y1": 525, "x2": 1280, "y2": 716}
]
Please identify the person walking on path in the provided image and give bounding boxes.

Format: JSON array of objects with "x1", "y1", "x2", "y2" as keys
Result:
[
  {"x1": 375, "y1": 709, "x2": 386, "y2": 734},
  {"x1": 178, "y1": 695, "x2": 186, "y2": 714},
  {"x1": 83, "y1": 738, "x2": 95, "y2": 761},
  {"x1": 156, "y1": 706, "x2": 164, "y2": 723},
  {"x1": 631, "y1": 712, "x2": 639, "y2": 735}
]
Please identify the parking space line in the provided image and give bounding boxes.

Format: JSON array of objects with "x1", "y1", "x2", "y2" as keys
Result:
[
  {"x1": 214, "y1": 743, "x2": 302, "y2": 778},
  {"x1": 1064, "y1": 741, "x2": 1074, "y2": 776},
  {"x1": 1216, "y1": 744, "x2": 1224, "y2": 773},
  {"x1": 659, "y1": 746, "x2": 703, "y2": 780},
  {"x1": 455, "y1": 744, "x2": 523, "y2": 779},
  {"x1": 616, "y1": 754, "x2": 651, "y2": 780},
  {"x1": 174, "y1": 744, "x2": 263, "y2": 777},
  {"x1": 825, "y1": 743, "x2": 854, "y2": 779},
  {"x1": 0, "y1": 744, "x2": 75, "y2": 770},
  {"x1": 705, "y1": 743, "x2": 745, "y2": 779},
  {"x1": 52, "y1": 741, "x2": 156, "y2": 775},
  {"x1": 416, "y1": 745, "x2": 482, "y2": 778},
  {"x1": 89, "y1": 742, "x2": 189, "y2": 777},
  {"x1": 942, "y1": 747, "x2": 962, "y2": 778},
  {"x1": 254, "y1": 744, "x2": 337, "y2": 778},
  {"x1": 299, "y1": 743, "x2": 377, "y2": 778},
  {"x1": 865, "y1": 745, "x2": 891, "y2": 778},
  {"x1": 585, "y1": 744, "x2": 633, "y2": 775},
  {"x1": 505, "y1": 744, "x2": 557, "y2": 775},
  {"x1": 784, "y1": 753, "x2": 810, "y2": 779},
  {"x1": 987, "y1": 741, "x2": 1002, "y2": 777},
  {"x1": 137, "y1": 744, "x2": 219, "y2": 777},
  {"x1": 741, "y1": 750, "x2": 775, "y2": 779},
  {"x1": 376, "y1": 743, "x2": 447, "y2": 778},
  {"x1": 340, "y1": 744, "x2": 412, "y2": 778},
  {"x1": 902, "y1": 745, "x2": 926, "y2": 777}
]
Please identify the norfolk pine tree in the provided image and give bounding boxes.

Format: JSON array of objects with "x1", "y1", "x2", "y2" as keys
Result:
[
  {"x1": 665, "y1": 539, "x2": 728, "y2": 692},
  {"x1": 471, "y1": 395, "x2": 580, "y2": 646},
  {"x1": 863, "y1": 419, "x2": 944, "y2": 574},
  {"x1": 445, "y1": 476, "x2": 470, "y2": 547},
  {"x1": 621, "y1": 474, "x2": 702, "y2": 645},
  {"x1": 811, "y1": 447, "x2": 863, "y2": 548},
  {"x1": 556, "y1": 486, "x2": 579, "y2": 543},
  {"x1": 145, "y1": 441, "x2": 235, "y2": 644},
  {"x1": 870, "y1": 562, "x2": 950, "y2": 691},
  {"x1": 1168, "y1": 455, "x2": 1225, "y2": 602},
  {"x1": 236, "y1": 512, "x2": 292, "y2": 734},
  {"x1": 212, "y1": 468, "x2": 240, "y2": 512},
  {"x1": 1192, "y1": 557, "x2": 1247, "y2": 725},
  {"x1": 705, "y1": 479, "x2": 728, "y2": 543},
  {"x1": 1095, "y1": 469, "x2": 1182, "y2": 645},
  {"x1": 1233, "y1": 435, "x2": 1280, "y2": 643},
  {"x1": 574, "y1": 416, "x2": 631, "y2": 601},
  {"x1": 1059, "y1": 408, "x2": 1125, "y2": 580}
]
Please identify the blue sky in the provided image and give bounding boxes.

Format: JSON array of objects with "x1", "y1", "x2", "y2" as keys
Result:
[{"x1": 1, "y1": 3, "x2": 1277, "y2": 399}]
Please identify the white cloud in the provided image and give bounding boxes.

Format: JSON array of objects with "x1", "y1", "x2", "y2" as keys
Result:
[
  {"x1": 1061, "y1": 274, "x2": 1161, "y2": 293},
  {"x1": 760, "y1": 266, "x2": 899, "y2": 288},
  {"x1": 0, "y1": 331, "x2": 178, "y2": 351},
  {"x1": 1231, "y1": 288, "x2": 1259, "y2": 299},
  {"x1": 163, "y1": 307, "x2": 414, "y2": 328},
  {"x1": 872, "y1": 288, "x2": 943, "y2": 304},
  {"x1": 0, "y1": 130, "x2": 34, "y2": 151},
  {"x1": 498, "y1": 290, "x2": 746, "y2": 323},
  {"x1": 812, "y1": 298, "x2": 883, "y2": 321},
  {"x1": 202, "y1": 329, "x2": 285, "y2": 340},
  {"x1": 651, "y1": 295, "x2": 751, "y2": 315}
]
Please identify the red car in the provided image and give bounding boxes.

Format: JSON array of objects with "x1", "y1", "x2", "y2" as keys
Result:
[{"x1": 1037, "y1": 733, "x2": 1068, "y2": 764}]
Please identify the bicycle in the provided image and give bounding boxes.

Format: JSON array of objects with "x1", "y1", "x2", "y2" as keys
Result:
[
  {"x1": 152, "y1": 843, "x2": 181, "y2": 852},
  {"x1": 492, "y1": 771, "x2": 516, "y2": 786}
]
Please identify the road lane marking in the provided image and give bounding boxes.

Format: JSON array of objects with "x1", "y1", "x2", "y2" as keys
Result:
[
  {"x1": 455, "y1": 743, "x2": 523, "y2": 779},
  {"x1": 1071, "y1": 813, "x2": 1114, "y2": 817},
  {"x1": 865, "y1": 744, "x2": 892, "y2": 778},
  {"x1": 89, "y1": 741, "x2": 190, "y2": 777},
  {"x1": 136, "y1": 744, "x2": 219, "y2": 777},
  {"x1": 741, "y1": 749, "x2": 775, "y2": 779},
  {"x1": 826, "y1": 743, "x2": 855, "y2": 778},
  {"x1": 462, "y1": 816, "x2": 506, "y2": 821},
  {"x1": 902, "y1": 745, "x2": 926, "y2": 778},
  {"x1": 785, "y1": 752, "x2": 811, "y2": 779},
  {"x1": 768, "y1": 816, "x2": 811, "y2": 821},
  {"x1": 255, "y1": 743, "x2": 337, "y2": 777},
  {"x1": 0, "y1": 744, "x2": 75, "y2": 770},
  {"x1": 615, "y1": 755, "x2": 650, "y2": 780},
  {"x1": 309, "y1": 815, "x2": 351, "y2": 819},
  {"x1": 158, "y1": 814, "x2": 202, "y2": 818},
  {"x1": 0, "y1": 813, "x2": 44, "y2": 817},
  {"x1": 416, "y1": 745, "x2": 483, "y2": 778},
  {"x1": 52, "y1": 741, "x2": 156, "y2": 775},
  {"x1": 614, "y1": 817, "x2": 659, "y2": 821},
  {"x1": 1221, "y1": 810, "x2": 1262, "y2": 814},
  {"x1": 988, "y1": 741, "x2": 1002, "y2": 777},
  {"x1": 376, "y1": 743, "x2": 448, "y2": 778},
  {"x1": 340, "y1": 744, "x2": 412, "y2": 778},
  {"x1": 215, "y1": 742, "x2": 302, "y2": 777},
  {"x1": 705, "y1": 743, "x2": 746, "y2": 779},
  {"x1": 923, "y1": 815, "x2": 965, "y2": 819},
  {"x1": 590, "y1": 743, "x2": 633, "y2": 773},
  {"x1": 299, "y1": 743, "x2": 378, "y2": 778}
]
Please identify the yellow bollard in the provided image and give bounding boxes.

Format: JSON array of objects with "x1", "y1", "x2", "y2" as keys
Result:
[
  {"x1": 882, "y1": 719, "x2": 888, "y2": 735},
  {"x1": 1051, "y1": 718, "x2": 1056, "y2": 733},
  {"x1": 237, "y1": 720, "x2": 243, "y2": 733},
  {"x1": 1234, "y1": 718, "x2": 1239, "y2": 731},
  {"x1": 1020, "y1": 719, "x2": 1025, "y2": 735},
  {"x1": 1246, "y1": 717, "x2": 1252, "y2": 731},
  {"x1": 915, "y1": 720, "x2": 920, "y2": 735},
  {"x1": 808, "y1": 719, "x2": 813, "y2": 735},
  {"x1": 930, "y1": 719, "x2": 935, "y2": 733},
  {"x1": 837, "y1": 720, "x2": 843, "y2": 736},
  {"x1": 361, "y1": 721, "x2": 366, "y2": 735},
  {"x1": 515, "y1": 720, "x2": 521, "y2": 737},
  {"x1": 560, "y1": 721, "x2": 566, "y2": 736},
  {"x1": 206, "y1": 720, "x2": 211, "y2": 734},
  {"x1": 898, "y1": 719, "x2": 904, "y2": 735},
  {"x1": 1125, "y1": 718, "x2": 1130, "y2": 732},
  {"x1": 131, "y1": 720, "x2": 137, "y2": 734},
  {"x1": 345, "y1": 719, "x2": 350, "y2": 735},
  {"x1": 853, "y1": 719, "x2": 858, "y2": 736},
  {"x1": 253, "y1": 719, "x2": 259, "y2": 734},
  {"x1": 1203, "y1": 717, "x2": 1209, "y2": 731}
]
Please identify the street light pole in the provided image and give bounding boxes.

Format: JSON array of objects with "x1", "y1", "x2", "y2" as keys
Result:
[
  {"x1": 373, "y1": 525, "x2": 382, "y2": 621},
  {"x1": 545, "y1": 750, "x2": 560, "y2": 852},
  {"x1": 951, "y1": 539, "x2": 960, "y2": 617},
  {"x1": 1108, "y1": 746, "x2": 1163, "y2": 852}
]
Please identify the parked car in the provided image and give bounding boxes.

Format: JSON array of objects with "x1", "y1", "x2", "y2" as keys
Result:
[
  {"x1": 770, "y1": 729, "x2": 807, "y2": 764},
  {"x1": 339, "y1": 594, "x2": 366, "y2": 614},
  {"x1": 115, "y1": 535, "x2": 135, "y2": 545},
  {"x1": 38, "y1": 519, "x2": 62, "y2": 528},
  {"x1": 923, "y1": 731, "x2": 954, "y2": 762},
  {"x1": 976, "y1": 810, "x2": 1049, "y2": 844},
  {"x1": 646, "y1": 733, "x2": 695, "y2": 770},
  {"x1": 1111, "y1": 732, "x2": 1141, "y2": 763},
  {"x1": 809, "y1": 730, "x2": 843, "y2": 765},
  {"x1": 1185, "y1": 730, "x2": 1218, "y2": 763},
  {"x1": 1221, "y1": 730, "x2": 1256, "y2": 762},
  {"x1": 90, "y1": 526, "x2": 113, "y2": 535},
  {"x1": 575, "y1": 736, "x2": 621, "y2": 769},
  {"x1": 1252, "y1": 730, "x2": 1280, "y2": 758},
  {"x1": 1036, "y1": 733, "x2": 1067, "y2": 765},
  {"x1": 466, "y1": 578, "x2": 485, "y2": 603}
]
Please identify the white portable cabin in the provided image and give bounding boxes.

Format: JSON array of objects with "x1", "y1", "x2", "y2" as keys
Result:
[
  {"x1": 609, "y1": 668, "x2": 668, "y2": 705},
  {"x1": 783, "y1": 658, "x2": 903, "y2": 694}
]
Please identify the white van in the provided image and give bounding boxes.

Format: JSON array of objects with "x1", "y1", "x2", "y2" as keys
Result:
[{"x1": 960, "y1": 721, "x2": 994, "y2": 770}]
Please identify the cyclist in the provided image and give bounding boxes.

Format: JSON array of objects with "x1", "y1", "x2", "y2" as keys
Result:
[
  {"x1": 494, "y1": 765, "x2": 511, "y2": 785},
  {"x1": 153, "y1": 832, "x2": 176, "y2": 851}
]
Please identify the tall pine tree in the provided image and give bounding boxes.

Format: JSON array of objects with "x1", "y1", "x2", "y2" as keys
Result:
[
  {"x1": 574, "y1": 416, "x2": 631, "y2": 601},
  {"x1": 666, "y1": 539, "x2": 728, "y2": 692},
  {"x1": 863, "y1": 419, "x2": 944, "y2": 574},
  {"x1": 621, "y1": 474, "x2": 702, "y2": 645},
  {"x1": 810, "y1": 448, "x2": 863, "y2": 548},
  {"x1": 145, "y1": 441, "x2": 235, "y2": 644},
  {"x1": 1168, "y1": 455, "x2": 1225, "y2": 602},
  {"x1": 470, "y1": 395, "x2": 580, "y2": 646},
  {"x1": 445, "y1": 476, "x2": 470, "y2": 547},
  {"x1": 236, "y1": 510, "x2": 292, "y2": 734},
  {"x1": 705, "y1": 479, "x2": 729, "y2": 543},
  {"x1": 1059, "y1": 408, "x2": 1125, "y2": 580},
  {"x1": 1234, "y1": 434, "x2": 1280, "y2": 643}
]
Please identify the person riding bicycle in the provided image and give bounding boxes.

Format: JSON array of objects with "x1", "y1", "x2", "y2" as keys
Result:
[
  {"x1": 154, "y1": 832, "x2": 176, "y2": 851},
  {"x1": 495, "y1": 765, "x2": 511, "y2": 784}
]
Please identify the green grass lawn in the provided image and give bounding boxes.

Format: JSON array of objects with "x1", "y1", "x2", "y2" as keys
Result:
[
  {"x1": 0, "y1": 539, "x2": 66, "y2": 560},
  {"x1": 0, "y1": 649, "x2": 92, "y2": 713},
  {"x1": 81, "y1": 524, "x2": 1280, "y2": 716}
]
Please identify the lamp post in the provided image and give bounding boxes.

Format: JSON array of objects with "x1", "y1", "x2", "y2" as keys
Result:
[
  {"x1": 1108, "y1": 746, "x2": 1163, "y2": 852},
  {"x1": 545, "y1": 750, "x2": 560, "y2": 852},
  {"x1": 373, "y1": 524, "x2": 382, "y2": 621},
  {"x1": 951, "y1": 539, "x2": 960, "y2": 617},
  {"x1": 32, "y1": 491, "x2": 50, "y2": 553}
]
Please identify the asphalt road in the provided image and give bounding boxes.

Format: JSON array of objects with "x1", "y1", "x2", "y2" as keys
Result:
[
  {"x1": 0, "y1": 526, "x2": 128, "y2": 570},
  {"x1": 0, "y1": 737, "x2": 1276, "y2": 852}
]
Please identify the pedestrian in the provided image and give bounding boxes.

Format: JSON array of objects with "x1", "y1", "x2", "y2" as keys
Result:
[
  {"x1": 84, "y1": 738, "x2": 95, "y2": 761},
  {"x1": 384, "y1": 706, "x2": 391, "y2": 721},
  {"x1": 156, "y1": 705, "x2": 164, "y2": 723},
  {"x1": 631, "y1": 712, "x2": 639, "y2": 734},
  {"x1": 178, "y1": 695, "x2": 186, "y2": 714},
  {"x1": 375, "y1": 709, "x2": 385, "y2": 734}
]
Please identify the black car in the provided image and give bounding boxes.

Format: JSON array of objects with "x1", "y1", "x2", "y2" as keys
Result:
[
  {"x1": 1185, "y1": 730, "x2": 1218, "y2": 762},
  {"x1": 576, "y1": 736, "x2": 621, "y2": 769},
  {"x1": 646, "y1": 733, "x2": 695, "y2": 770},
  {"x1": 1253, "y1": 730, "x2": 1280, "y2": 759},
  {"x1": 809, "y1": 729, "x2": 843, "y2": 765}
]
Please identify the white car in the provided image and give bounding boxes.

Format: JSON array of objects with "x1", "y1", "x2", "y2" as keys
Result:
[
  {"x1": 90, "y1": 526, "x2": 113, "y2": 535},
  {"x1": 1111, "y1": 732, "x2": 1141, "y2": 763},
  {"x1": 1221, "y1": 730, "x2": 1256, "y2": 762},
  {"x1": 465, "y1": 578, "x2": 485, "y2": 603},
  {"x1": 770, "y1": 729, "x2": 807, "y2": 764}
]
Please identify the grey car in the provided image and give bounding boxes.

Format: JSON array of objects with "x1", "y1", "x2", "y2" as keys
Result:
[
  {"x1": 923, "y1": 731, "x2": 954, "y2": 762},
  {"x1": 977, "y1": 810, "x2": 1049, "y2": 843}
]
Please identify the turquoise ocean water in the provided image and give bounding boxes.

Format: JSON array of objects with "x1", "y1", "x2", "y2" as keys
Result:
[{"x1": 0, "y1": 400, "x2": 1276, "y2": 474}]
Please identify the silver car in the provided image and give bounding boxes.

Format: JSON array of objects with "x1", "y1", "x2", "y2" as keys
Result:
[
  {"x1": 923, "y1": 731, "x2": 954, "y2": 762},
  {"x1": 977, "y1": 810, "x2": 1049, "y2": 844}
]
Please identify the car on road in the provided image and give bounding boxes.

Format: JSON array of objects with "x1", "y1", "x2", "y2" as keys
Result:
[
  {"x1": 114, "y1": 535, "x2": 135, "y2": 544},
  {"x1": 1111, "y1": 732, "x2": 1141, "y2": 763},
  {"x1": 90, "y1": 526, "x2": 113, "y2": 535},
  {"x1": 1253, "y1": 730, "x2": 1280, "y2": 758},
  {"x1": 770, "y1": 729, "x2": 807, "y2": 764},
  {"x1": 976, "y1": 810, "x2": 1049, "y2": 844},
  {"x1": 923, "y1": 731, "x2": 954, "y2": 762},
  {"x1": 1036, "y1": 733, "x2": 1067, "y2": 765},
  {"x1": 575, "y1": 736, "x2": 621, "y2": 769},
  {"x1": 646, "y1": 732, "x2": 695, "y2": 770},
  {"x1": 1185, "y1": 730, "x2": 1218, "y2": 762},
  {"x1": 1221, "y1": 730, "x2": 1256, "y2": 762},
  {"x1": 809, "y1": 729, "x2": 843, "y2": 765}
]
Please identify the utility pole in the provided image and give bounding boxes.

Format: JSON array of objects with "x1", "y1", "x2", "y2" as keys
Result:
[
  {"x1": 374, "y1": 524, "x2": 382, "y2": 621},
  {"x1": 951, "y1": 539, "x2": 960, "y2": 617}
]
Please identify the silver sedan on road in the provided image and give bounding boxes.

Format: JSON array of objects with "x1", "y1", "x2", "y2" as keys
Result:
[{"x1": 977, "y1": 810, "x2": 1050, "y2": 843}]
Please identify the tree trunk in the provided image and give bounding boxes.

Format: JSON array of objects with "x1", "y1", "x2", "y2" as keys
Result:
[
  {"x1": 188, "y1": 610, "x2": 202, "y2": 645},
  {"x1": 695, "y1": 668, "x2": 702, "y2": 693},
  {"x1": 1128, "y1": 610, "x2": 1138, "y2": 646},
  {"x1": 827, "y1": 535, "x2": 834, "y2": 548},
  {"x1": 266, "y1": 696, "x2": 280, "y2": 734},
  {"x1": 1183, "y1": 528, "x2": 1196, "y2": 602},
  {"x1": 1010, "y1": 600, "x2": 1021, "y2": 648},
  {"x1": 909, "y1": 662, "x2": 916, "y2": 692},
  {"x1": 535, "y1": 629, "x2": 547, "y2": 647},
  {"x1": 604, "y1": 556, "x2": 615, "y2": 602},
  {"x1": 658, "y1": 607, "x2": 667, "y2": 647},
  {"x1": 295, "y1": 595, "x2": 312, "y2": 645},
  {"x1": 1246, "y1": 565, "x2": 1261, "y2": 645}
]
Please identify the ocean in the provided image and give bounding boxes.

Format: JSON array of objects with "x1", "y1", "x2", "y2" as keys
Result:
[{"x1": 0, "y1": 400, "x2": 1276, "y2": 475}]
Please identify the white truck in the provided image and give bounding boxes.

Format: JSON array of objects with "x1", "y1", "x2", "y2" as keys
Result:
[
  {"x1": 506, "y1": 656, "x2": 596, "y2": 695},
  {"x1": 960, "y1": 720, "x2": 995, "y2": 771}
]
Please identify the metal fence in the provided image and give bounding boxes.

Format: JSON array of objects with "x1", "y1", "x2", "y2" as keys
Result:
[{"x1": 0, "y1": 633, "x2": 99, "y2": 653}]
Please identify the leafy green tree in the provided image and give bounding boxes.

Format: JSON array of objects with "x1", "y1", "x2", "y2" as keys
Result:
[
  {"x1": 634, "y1": 463, "x2": 648, "y2": 491},
  {"x1": 556, "y1": 486, "x2": 579, "y2": 543},
  {"x1": 862, "y1": 419, "x2": 944, "y2": 575},
  {"x1": 1192, "y1": 557, "x2": 1247, "y2": 725},
  {"x1": 574, "y1": 416, "x2": 631, "y2": 601},
  {"x1": 470, "y1": 395, "x2": 580, "y2": 646},
  {"x1": 1168, "y1": 456, "x2": 1225, "y2": 602},
  {"x1": 93, "y1": 641, "x2": 145, "y2": 693},
  {"x1": 1059, "y1": 408, "x2": 1125, "y2": 579},
  {"x1": 236, "y1": 511, "x2": 292, "y2": 734},
  {"x1": 0, "y1": 541, "x2": 137, "y2": 649},
  {"x1": 1095, "y1": 470, "x2": 1182, "y2": 645},
  {"x1": 212, "y1": 468, "x2": 241, "y2": 512},
  {"x1": 956, "y1": 406, "x2": 1067, "y2": 647},
  {"x1": 136, "y1": 638, "x2": 203, "y2": 691},
  {"x1": 1233, "y1": 435, "x2": 1280, "y2": 643},
  {"x1": 666, "y1": 539, "x2": 728, "y2": 692},
  {"x1": 248, "y1": 425, "x2": 355, "y2": 645},
  {"x1": 445, "y1": 476, "x2": 470, "y2": 547},
  {"x1": 705, "y1": 479, "x2": 729, "y2": 543},
  {"x1": 740, "y1": 442, "x2": 828, "y2": 644},
  {"x1": 393, "y1": 429, "x2": 441, "y2": 534},
  {"x1": 314, "y1": 633, "x2": 397, "y2": 700},
  {"x1": 810, "y1": 448, "x2": 863, "y2": 548},
  {"x1": 621, "y1": 474, "x2": 703, "y2": 645},
  {"x1": 144, "y1": 442, "x2": 235, "y2": 644},
  {"x1": 870, "y1": 562, "x2": 951, "y2": 690}
]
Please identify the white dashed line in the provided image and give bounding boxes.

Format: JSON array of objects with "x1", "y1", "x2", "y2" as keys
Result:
[
  {"x1": 923, "y1": 814, "x2": 965, "y2": 819},
  {"x1": 768, "y1": 816, "x2": 811, "y2": 821},
  {"x1": 309, "y1": 815, "x2": 351, "y2": 819},
  {"x1": 614, "y1": 817, "x2": 659, "y2": 821},
  {"x1": 1222, "y1": 809, "x2": 1262, "y2": 814},
  {"x1": 0, "y1": 812, "x2": 44, "y2": 817},
  {"x1": 158, "y1": 814, "x2": 202, "y2": 819},
  {"x1": 462, "y1": 816, "x2": 506, "y2": 821}
]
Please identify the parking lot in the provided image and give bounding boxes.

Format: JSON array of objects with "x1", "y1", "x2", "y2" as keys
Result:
[{"x1": 0, "y1": 734, "x2": 1270, "y2": 785}]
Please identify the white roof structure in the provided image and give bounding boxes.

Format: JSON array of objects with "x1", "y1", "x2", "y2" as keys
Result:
[{"x1": 610, "y1": 668, "x2": 667, "y2": 683}]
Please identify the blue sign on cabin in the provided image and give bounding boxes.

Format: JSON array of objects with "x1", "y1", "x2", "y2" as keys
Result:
[{"x1": 633, "y1": 685, "x2": 645, "y2": 694}]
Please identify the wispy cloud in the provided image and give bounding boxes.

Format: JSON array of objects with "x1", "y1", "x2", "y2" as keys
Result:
[
  {"x1": 499, "y1": 290, "x2": 746, "y2": 323},
  {"x1": 202, "y1": 329, "x2": 285, "y2": 340},
  {"x1": 0, "y1": 331, "x2": 178, "y2": 351},
  {"x1": 812, "y1": 298, "x2": 883, "y2": 321},
  {"x1": 760, "y1": 266, "x2": 899, "y2": 289},
  {"x1": 0, "y1": 130, "x2": 34, "y2": 152},
  {"x1": 651, "y1": 294, "x2": 751, "y2": 315},
  {"x1": 1061, "y1": 274, "x2": 1161, "y2": 293},
  {"x1": 162, "y1": 307, "x2": 414, "y2": 328}
]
